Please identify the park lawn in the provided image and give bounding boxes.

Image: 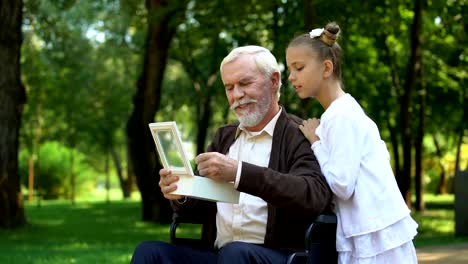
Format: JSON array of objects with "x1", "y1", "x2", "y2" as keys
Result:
[
  {"x1": 1, "y1": 192, "x2": 467, "y2": 263},
  {"x1": 0, "y1": 198, "x2": 171, "y2": 264},
  {"x1": 413, "y1": 193, "x2": 468, "y2": 247}
]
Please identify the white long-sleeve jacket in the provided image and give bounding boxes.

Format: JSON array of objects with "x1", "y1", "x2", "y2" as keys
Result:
[{"x1": 312, "y1": 94, "x2": 411, "y2": 239}]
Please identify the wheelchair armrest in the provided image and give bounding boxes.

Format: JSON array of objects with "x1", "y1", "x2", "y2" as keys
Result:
[
  {"x1": 305, "y1": 213, "x2": 338, "y2": 263},
  {"x1": 170, "y1": 212, "x2": 211, "y2": 250},
  {"x1": 314, "y1": 214, "x2": 337, "y2": 224},
  {"x1": 172, "y1": 211, "x2": 206, "y2": 225},
  {"x1": 286, "y1": 214, "x2": 338, "y2": 264},
  {"x1": 170, "y1": 212, "x2": 204, "y2": 241},
  {"x1": 286, "y1": 252, "x2": 308, "y2": 264}
]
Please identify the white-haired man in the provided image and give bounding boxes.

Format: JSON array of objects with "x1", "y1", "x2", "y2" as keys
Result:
[{"x1": 131, "y1": 46, "x2": 332, "y2": 264}]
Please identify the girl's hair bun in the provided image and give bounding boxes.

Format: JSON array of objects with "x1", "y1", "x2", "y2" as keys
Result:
[{"x1": 320, "y1": 22, "x2": 340, "y2": 46}]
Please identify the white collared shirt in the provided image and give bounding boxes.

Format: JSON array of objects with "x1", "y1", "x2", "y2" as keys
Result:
[{"x1": 214, "y1": 109, "x2": 282, "y2": 249}]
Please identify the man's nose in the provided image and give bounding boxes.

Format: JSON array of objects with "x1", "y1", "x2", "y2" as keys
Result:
[{"x1": 232, "y1": 85, "x2": 245, "y2": 99}]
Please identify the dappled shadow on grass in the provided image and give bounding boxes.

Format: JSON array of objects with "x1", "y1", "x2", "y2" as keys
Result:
[
  {"x1": 425, "y1": 201, "x2": 454, "y2": 210},
  {"x1": 415, "y1": 234, "x2": 468, "y2": 248},
  {"x1": 32, "y1": 201, "x2": 167, "y2": 240},
  {"x1": 410, "y1": 194, "x2": 463, "y2": 247},
  {"x1": 0, "y1": 200, "x2": 176, "y2": 264},
  {"x1": 413, "y1": 204, "x2": 468, "y2": 247}
]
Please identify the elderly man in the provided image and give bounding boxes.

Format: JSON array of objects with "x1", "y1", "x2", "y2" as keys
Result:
[{"x1": 131, "y1": 45, "x2": 332, "y2": 264}]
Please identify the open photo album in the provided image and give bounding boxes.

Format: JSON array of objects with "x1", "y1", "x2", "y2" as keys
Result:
[{"x1": 148, "y1": 121, "x2": 240, "y2": 204}]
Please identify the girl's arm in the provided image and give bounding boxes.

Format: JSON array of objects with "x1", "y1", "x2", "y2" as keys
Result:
[{"x1": 312, "y1": 115, "x2": 365, "y2": 200}]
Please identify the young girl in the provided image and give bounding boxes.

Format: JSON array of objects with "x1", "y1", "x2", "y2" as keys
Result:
[{"x1": 286, "y1": 22, "x2": 418, "y2": 263}]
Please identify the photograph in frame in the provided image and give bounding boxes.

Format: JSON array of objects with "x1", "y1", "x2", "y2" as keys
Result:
[{"x1": 149, "y1": 122, "x2": 240, "y2": 203}]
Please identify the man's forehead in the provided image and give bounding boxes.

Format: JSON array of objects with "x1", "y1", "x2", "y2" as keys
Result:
[
  {"x1": 226, "y1": 54, "x2": 256, "y2": 67},
  {"x1": 223, "y1": 56, "x2": 259, "y2": 76},
  {"x1": 223, "y1": 68, "x2": 259, "y2": 84}
]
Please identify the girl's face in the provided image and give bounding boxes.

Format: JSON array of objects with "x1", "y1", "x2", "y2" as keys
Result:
[{"x1": 286, "y1": 45, "x2": 325, "y2": 99}]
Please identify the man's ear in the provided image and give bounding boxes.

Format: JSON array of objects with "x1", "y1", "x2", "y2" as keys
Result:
[
  {"x1": 323, "y1": 60, "x2": 334, "y2": 79},
  {"x1": 270, "y1": 71, "x2": 280, "y2": 94}
]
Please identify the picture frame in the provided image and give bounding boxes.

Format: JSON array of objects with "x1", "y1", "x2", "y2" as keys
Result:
[
  {"x1": 148, "y1": 121, "x2": 240, "y2": 204},
  {"x1": 148, "y1": 121, "x2": 193, "y2": 177}
]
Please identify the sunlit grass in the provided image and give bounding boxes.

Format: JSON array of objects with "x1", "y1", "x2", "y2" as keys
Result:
[
  {"x1": 76, "y1": 188, "x2": 141, "y2": 202},
  {"x1": 421, "y1": 193, "x2": 455, "y2": 204},
  {"x1": 1, "y1": 191, "x2": 467, "y2": 263},
  {"x1": 413, "y1": 193, "x2": 468, "y2": 247},
  {"x1": 0, "y1": 191, "x2": 168, "y2": 264}
]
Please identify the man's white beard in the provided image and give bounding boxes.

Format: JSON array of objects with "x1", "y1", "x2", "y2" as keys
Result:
[{"x1": 231, "y1": 93, "x2": 272, "y2": 128}]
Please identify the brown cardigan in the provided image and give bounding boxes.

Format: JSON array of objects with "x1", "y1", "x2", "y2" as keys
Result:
[{"x1": 173, "y1": 108, "x2": 332, "y2": 251}]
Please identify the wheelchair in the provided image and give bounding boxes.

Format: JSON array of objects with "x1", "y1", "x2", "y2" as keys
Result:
[{"x1": 170, "y1": 212, "x2": 338, "y2": 264}]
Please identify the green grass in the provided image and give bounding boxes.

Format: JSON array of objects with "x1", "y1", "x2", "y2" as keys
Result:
[
  {"x1": 1, "y1": 191, "x2": 467, "y2": 263},
  {"x1": 0, "y1": 193, "x2": 170, "y2": 264},
  {"x1": 413, "y1": 193, "x2": 468, "y2": 247}
]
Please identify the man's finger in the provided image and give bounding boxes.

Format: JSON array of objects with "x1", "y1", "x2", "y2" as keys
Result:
[
  {"x1": 165, "y1": 194, "x2": 184, "y2": 200},
  {"x1": 161, "y1": 184, "x2": 175, "y2": 193},
  {"x1": 160, "y1": 175, "x2": 179, "y2": 187},
  {"x1": 195, "y1": 152, "x2": 214, "y2": 164},
  {"x1": 160, "y1": 168, "x2": 171, "y2": 175}
]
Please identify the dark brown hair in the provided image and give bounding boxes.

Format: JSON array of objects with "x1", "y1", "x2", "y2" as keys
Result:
[{"x1": 288, "y1": 22, "x2": 343, "y2": 82}]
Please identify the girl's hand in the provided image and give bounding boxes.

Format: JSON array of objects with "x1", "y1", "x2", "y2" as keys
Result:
[{"x1": 299, "y1": 118, "x2": 321, "y2": 144}]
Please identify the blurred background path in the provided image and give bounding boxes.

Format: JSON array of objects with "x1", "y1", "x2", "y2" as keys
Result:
[{"x1": 418, "y1": 243, "x2": 468, "y2": 264}]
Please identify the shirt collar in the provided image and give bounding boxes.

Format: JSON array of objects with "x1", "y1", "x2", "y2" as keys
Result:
[{"x1": 235, "y1": 107, "x2": 282, "y2": 139}]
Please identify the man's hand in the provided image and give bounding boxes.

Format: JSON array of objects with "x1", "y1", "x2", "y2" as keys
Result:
[
  {"x1": 195, "y1": 152, "x2": 238, "y2": 182},
  {"x1": 159, "y1": 169, "x2": 184, "y2": 200},
  {"x1": 299, "y1": 118, "x2": 321, "y2": 144}
]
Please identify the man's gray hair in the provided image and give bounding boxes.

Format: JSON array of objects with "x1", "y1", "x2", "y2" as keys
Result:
[{"x1": 220, "y1": 45, "x2": 282, "y2": 100}]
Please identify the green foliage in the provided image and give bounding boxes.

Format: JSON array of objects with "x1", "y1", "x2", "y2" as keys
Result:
[
  {"x1": 19, "y1": 141, "x2": 98, "y2": 199},
  {"x1": 18, "y1": 0, "x2": 467, "y2": 205},
  {"x1": 21, "y1": 0, "x2": 144, "y2": 198}
]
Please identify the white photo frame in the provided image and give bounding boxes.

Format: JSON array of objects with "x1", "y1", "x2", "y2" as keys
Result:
[
  {"x1": 148, "y1": 121, "x2": 193, "y2": 177},
  {"x1": 148, "y1": 121, "x2": 240, "y2": 204}
]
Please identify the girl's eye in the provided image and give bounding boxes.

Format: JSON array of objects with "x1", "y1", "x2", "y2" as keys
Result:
[{"x1": 297, "y1": 66, "x2": 304, "y2": 71}]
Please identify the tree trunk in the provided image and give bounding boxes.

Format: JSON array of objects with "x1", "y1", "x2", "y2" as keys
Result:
[
  {"x1": 27, "y1": 88, "x2": 44, "y2": 205},
  {"x1": 222, "y1": 106, "x2": 230, "y2": 125},
  {"x1": 297, "y1": 0, "x2": 316, "y2": 119},
  {"x1": 0, "y1": 0, "x2": 27, "y2": 228},
  {"x1": 105, "y1": 152, "x2": 110, "y2": 203},
  {"x1": 303, "y1": 0, "x2": 315, "y2": 29},
  {"x1": 398, "y1": 0, "x2": 422, "y2": 206},
  {"x1": 414, "y1": 11, "x2": 426, "y2": 210},
  {"x1": 414, "y1": 69, "x2": 426, "y2": 211},
  {"x1": 454, "y1": 82, "x2": 466, "y2": 176},
  {"x1": 194, "y1": 75, "x2": 217, "y2": 155},
  {"x1": 196, "y1": 95, "x2": 213, "y2": 155},
  {"x1": 177, "y1": 32, "x2": 219, "y2": 156},
  {"x1": 437, "y1": 169, "x2": 447, "y2": 195},
  {"x1": 28, "y1": 156, "x2": 34, "y2": 203},
  {"x1": 432, "y1": 134, "x2": 447, "y2": 194},
  {"x1": 126, "y1": 0, "x2": 188, "y2": 223},
  {"x1": 70, "y1": 148, "x2": 75, "y2": 205},
  {"x1": 379, "y1": 35, "x2": 402, "y2": 178},
  {"x1": 454, "y1": 124, "x2": 465, "y2": 176},
  {"x1": 110, "y1": 145, "x2": 132, "y2": 199},
  {"x1": 272, "y1": 1, "x2": 291, "y2": 108},
  {"x1": 387, "y1": 121, "x2": 401, "y2": 177}
]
